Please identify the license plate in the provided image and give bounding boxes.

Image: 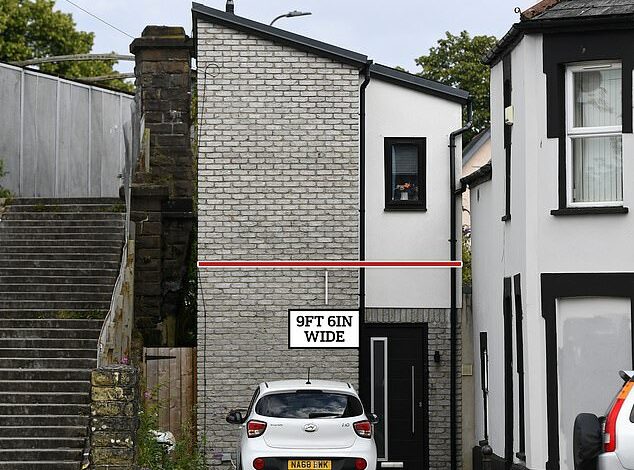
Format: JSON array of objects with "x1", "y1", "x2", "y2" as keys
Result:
[{"x1": 287, "y1": 460, "x2": 332, "y2": 470}]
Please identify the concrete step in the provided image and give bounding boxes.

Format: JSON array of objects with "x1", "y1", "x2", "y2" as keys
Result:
[
  {"x1": 0, "y1": 310, "x2": 105, "y2": 320},
  {"x1": 0, "y1": 276, "x2": 116, "y2": 286},
  {"x1": 0, "y1": 392, "x2": 89, "y2": 405},
  {"x1": 0, "y1": 218, "x2": 124, "y2": 227},
  {"x1": 0, "y1": 369, "x2": 91, "y2": 381},
  {"x1": 0, "y1": 339, "x2": 97, "y2": 350},
  {"x1": 7, "y1": 204, "x2": 124, "y2": 214},
  {"x1": 0, "y1": 232, "x2": 122, "y2": 241},
  {"x1": 0, "y1": 319, "x2": 101, "y2": 330},
  {"x1": 0, "y1": 415, "x2": 88, "y2": 427},
  {"x1": 0, "y1": 436, "x2": 85, "y2": 449},
  {"x1": 0, "y1": 349, "x2": 96, "y2": 359},
  {"x1": 0, "y1": 259, "x2": 118, "y2": 269},
  {"x1": 0, "y1": 239, "x2": 122, "y2": 248},
  {"x1": 0, "y1": 292, "x2": 113, "y2": 302},
  {"x1": 0, "y1": 461, "x2": 81, "y2": 469},
  {"x1": 0, "y1": 301, "x2": 111, "y2": 310},
  {"x1": 0, "y1": 358, "x2": 97, "y2": 369},
  {"x1": 0, "y1": 245, "x2": 122, "y2": 255},
  {"x1": 7, "y1": 198, "x2": 122, "y2": 206},
  {"x1": 0, "y1": 426, "x2": 85, "y2": 438},
  {"x1": 0, "y1": 268, "x2": 117, "y2": 278},
  {"x1": 0, "y1": 403, "x2": 90, "y2": 416},
  {"x1": 0, "y1": 448, "x2": 83, "y2": 462},
  {"x1": 0, "y1": 284, "x2": 114, "y2": 294},
  {"x1": 0, "y1": 328, "x2": 101, "y2": 339},
  {"x1": 0, "y1": 253, "x2": 120, "y2": 262},
  {"x1": 0, "y1": 226, "x2": 123, "y2": 235},
  {"x1": 0, "y1": 212, "x2": 124, "y2": 221},
  {"x1": 0, "y1": 381, "x2": 90, "y2": 393}
]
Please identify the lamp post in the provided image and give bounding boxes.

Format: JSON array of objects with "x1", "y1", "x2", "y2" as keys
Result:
[{"x1": 270, "y1": 10, "x2": 312, "y2": 26}]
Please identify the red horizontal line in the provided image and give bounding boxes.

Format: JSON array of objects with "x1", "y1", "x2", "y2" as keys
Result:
[{"x1": 197, "y1": 261, "x2": 462, "y2": 268}]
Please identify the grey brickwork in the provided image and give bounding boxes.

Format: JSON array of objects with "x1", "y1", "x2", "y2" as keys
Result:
[
  {"x1": 196, "y1": 19, "x2": 361, "y2": 463},
  {"x1": 365, "y1": 306, "x2": 464, "y2": 470}
]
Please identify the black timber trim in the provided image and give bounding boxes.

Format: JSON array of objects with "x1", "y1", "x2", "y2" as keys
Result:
[
  {"x1": 484, "y1": 14, "x2": 634, "y2": 66},
  {"x1": 513, "y1": 274, "x2": 526, "y2": 461},
  {"x1": 551, "y1": 206, "x2": 629, "y2": 216},
  {"x1": 541, "y1": 272, "x2": 634, "y2": 470},
  {"x1": 503, "y1": 277, "x2": 514, "y2": 468},
  {"x1": 479, "y1": 331, "x2": 489, "y2": 441},
  {"x1": 502, "y1": 56, "x2": 512, "y2": 222},
  {"x1": 369, "y1": 63, "x2": 470, "y2": 104},
  {"x1": 192, "y1": 2, "x2": 367, "y2": 67},
  {"x1": 461, "y1": 161, "x2": 492, "y2": 191}
]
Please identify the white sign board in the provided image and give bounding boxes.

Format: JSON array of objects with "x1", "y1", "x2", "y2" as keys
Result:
[{"x1": 288, "y1": 310, "x2": 359, "y2": 349}]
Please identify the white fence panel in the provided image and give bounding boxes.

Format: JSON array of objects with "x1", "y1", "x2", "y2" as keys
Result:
[{"x1": 0, "y1": 62, "x2": 134, "y2": 197}]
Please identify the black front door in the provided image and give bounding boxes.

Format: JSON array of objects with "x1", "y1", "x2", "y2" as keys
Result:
[{"x1": 360, "y1": 324, "x2": 428, "y2": 470}]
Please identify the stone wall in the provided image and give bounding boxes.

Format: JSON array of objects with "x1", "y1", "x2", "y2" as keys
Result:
[
  {"x1": 196, "y1": 19, "x2": 361, "y2": 463},
  {"x1": 130, "y1": 27, "x2": 195, "y2": 345},
  {"x1": 365, "y1": 306, "x2": 463, "y2": 470},
  {"x1": 90, "y1": 365, "x2": 139, "y2": 469}
]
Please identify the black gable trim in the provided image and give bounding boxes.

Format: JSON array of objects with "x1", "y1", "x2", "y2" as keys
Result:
[
  {"x1": 369, "y1": 64, "x2": 469, "y2": 104},
  {"x1": 460, "y1": 161, "x2": 492, "y2": 190},
  {"x1": 192, "y1": 2, "x2": 368, "y2": 67}
]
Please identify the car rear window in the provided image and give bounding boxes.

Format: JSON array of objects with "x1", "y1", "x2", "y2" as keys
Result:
[{"x1": 255, "y1": 391, "x2": 364, "y2": 419}]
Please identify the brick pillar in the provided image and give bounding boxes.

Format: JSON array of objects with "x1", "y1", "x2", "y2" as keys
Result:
[{"x1": 130, "y1": 27, "x2": 195, "y2": 345}]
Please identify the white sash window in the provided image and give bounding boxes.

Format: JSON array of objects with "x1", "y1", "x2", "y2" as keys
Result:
[{"x1": 566, "y1": 62, "x2": 623, "y2": 206}]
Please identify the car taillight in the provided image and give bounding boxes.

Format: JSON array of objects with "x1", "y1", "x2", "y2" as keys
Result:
[
  {"x1": 355, "y1": 458, "x2": 367, "y2": 470},
  {"x1": 247, "y1": 420, "x2": 267, "y2": 438},
  {"x1": 253, "y1": 457, "x2": 265, "y2": 470},
  {"x1": 605, "y1": 381, "x2": 634, "y2": 452},
  {"x1": 353, "y1": 420, "x2": 372, "y2": 438}
]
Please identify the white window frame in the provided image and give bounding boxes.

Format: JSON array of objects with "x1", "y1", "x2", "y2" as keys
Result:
[{"x1": 565, "y1": 61, "x2": 623, "y2": 207}]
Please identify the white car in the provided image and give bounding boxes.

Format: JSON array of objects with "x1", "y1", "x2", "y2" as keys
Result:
[
  {"x1": 226, "y1": 379, "x2": 378, "y2": 470},
  {"x1": 574, "y1": 371, "x2": 634, "y2": 470}
]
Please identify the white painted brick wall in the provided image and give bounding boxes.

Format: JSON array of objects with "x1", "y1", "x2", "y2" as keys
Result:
[{"x1": 196, "y1": 20, "x2": 360, "y2": 461}]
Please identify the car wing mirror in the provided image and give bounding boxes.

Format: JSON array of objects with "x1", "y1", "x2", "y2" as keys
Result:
[
  {"x1": 226, "y1": 410, "x2": 244, "y2": 424},
  {"x1": 368, "y1": 413, "x2": 379, "y2": 425}
]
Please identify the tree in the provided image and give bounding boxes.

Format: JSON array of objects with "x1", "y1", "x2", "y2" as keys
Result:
[
  {"x1": 415, "y1": 31, "x2": 497, "y2": 144},
  {"x1": 0, "y1": 0, "x2": 132, "y2": 92}
]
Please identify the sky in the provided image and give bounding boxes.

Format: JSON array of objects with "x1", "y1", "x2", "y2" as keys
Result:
[{"x1": 53, "y1": 0, "x2": 538, "y2": 75}]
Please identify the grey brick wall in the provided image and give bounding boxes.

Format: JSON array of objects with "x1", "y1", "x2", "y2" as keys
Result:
[
  {"x1": 196, "y1": 19, "x2": 360, "y2": 462},
  {"x1": 365, "y1": 306, "x2": 463, "y2": 470}
]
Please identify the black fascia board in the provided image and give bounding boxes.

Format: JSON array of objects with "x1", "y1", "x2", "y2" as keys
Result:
[
  {"x1": 191, "y1": 2, "x2": 368, "y2": 67},
  {"x1": 460, "y1": 161, "x2": 492, "y2": 190},
  {"x1": 484, "y1": 14, "x2": 634, "y2": 66},
  {"x1": 370, "y1": 63, "x2": 469, "y2": 104}
]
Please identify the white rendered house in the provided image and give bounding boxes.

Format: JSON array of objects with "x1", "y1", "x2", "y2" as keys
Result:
[{"x1": 463, "y1": 1, "x2": 634, "y2": 470}]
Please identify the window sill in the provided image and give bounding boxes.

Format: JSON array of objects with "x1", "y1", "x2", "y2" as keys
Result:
[
  {"x1": 550, "y1": 206, "x2": 629, "y2": 216},
  {"x1": 384, "y1": 206, "x2": 427, "y2": 212}
]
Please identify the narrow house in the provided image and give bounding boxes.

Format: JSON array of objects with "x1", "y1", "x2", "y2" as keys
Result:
[
  {"x1": 464, "y1": 1, "x2": 634, "y2": 469},
  {"x1": 194, "y1": 2, "x2": 471, "y2": 469}
]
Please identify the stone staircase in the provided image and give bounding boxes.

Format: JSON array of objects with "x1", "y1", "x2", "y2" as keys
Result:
[{"x1": 0, "y1": 198, "x2": 125, "y2": 470}]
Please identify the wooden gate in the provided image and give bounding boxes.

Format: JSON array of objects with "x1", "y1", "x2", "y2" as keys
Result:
[{"x1": 143, "y1": 347, "x2": 197, "y2": 439}]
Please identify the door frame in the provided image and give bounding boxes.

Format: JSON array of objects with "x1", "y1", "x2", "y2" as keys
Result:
[
  {"x1": 359, "y1": 322, "x2": 429, "y2": 469},
  {"x1": 541, "y1": 272, "x2": 634, "y2": 470}
]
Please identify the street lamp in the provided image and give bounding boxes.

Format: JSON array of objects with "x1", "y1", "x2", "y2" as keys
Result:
[{"x1": 270, "y1": 10, "x2": 312, "y2": 26}]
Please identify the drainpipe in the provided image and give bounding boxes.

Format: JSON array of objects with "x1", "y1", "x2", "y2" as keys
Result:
[
  {"x1": 359, "y1": 61, "x2": 372, "y2": 326},
  {"x1": 449, "y1": 98, "x2": 473, "y2": 470}
]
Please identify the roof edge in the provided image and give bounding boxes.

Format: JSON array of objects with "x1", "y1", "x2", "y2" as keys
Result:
[
  {"x1": 460, "y1": 161, "x2": 492, "y2": 189},
  {"x1": 192, "y1": 2, "x2": 368, "y2": 67},
  {"x1": 369, "y1": 63, "x2": 469, "y2": 104},
  {"x1": 462, "y1": 128, "x2": 491, "y2": 165}
]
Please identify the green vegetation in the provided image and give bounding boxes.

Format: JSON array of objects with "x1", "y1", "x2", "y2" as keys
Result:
[
  {"x1": 35, "y1": 310, "x2": 104, "y2": 319},
  {"x1": 415, "y1": 31, "x2": 498, "y2": 144},
  {"x1": 462, "y1": 236, "x2": 472, "y2": 287},
  {"x1": 138, "y1": 389, "x2": 206, "y2": 470},
  {"x1": 0, "y1": 0, "x2": 133, "y2": 92},
  {"x1": 0, "y1": 160, "x2": 11, "y2": 199}
]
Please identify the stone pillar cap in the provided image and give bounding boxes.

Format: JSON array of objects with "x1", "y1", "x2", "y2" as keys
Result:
[{"x1": 130, "y1": 25, "x2": 193, "y2": 53}]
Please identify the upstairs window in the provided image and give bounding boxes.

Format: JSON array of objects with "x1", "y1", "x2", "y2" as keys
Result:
[
  {"x1": 384, "y1": 137, "x2": 426, "y2": 210},
  {"x1": 566, "y1": 62, "x2": 623, "y2": 206}
]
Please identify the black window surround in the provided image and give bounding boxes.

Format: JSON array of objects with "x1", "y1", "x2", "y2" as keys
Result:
[
  {"x1": 384, "y1": 137, "x2": 427, "y2": 211},
  {"x1": 542, "y1": 30, "x2": 633, "y2": 217},
  {"x1": 502, "y1": 55, "x2": 512, "y2": 222}
]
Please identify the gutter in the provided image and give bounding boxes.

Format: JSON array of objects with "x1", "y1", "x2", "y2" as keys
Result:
[
  {"x1": 359, "y1": 61, "x2": 372, "y2": 326},
  {"x1": 448, "y1": 99, "x2": 473, "y2": 470}
]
